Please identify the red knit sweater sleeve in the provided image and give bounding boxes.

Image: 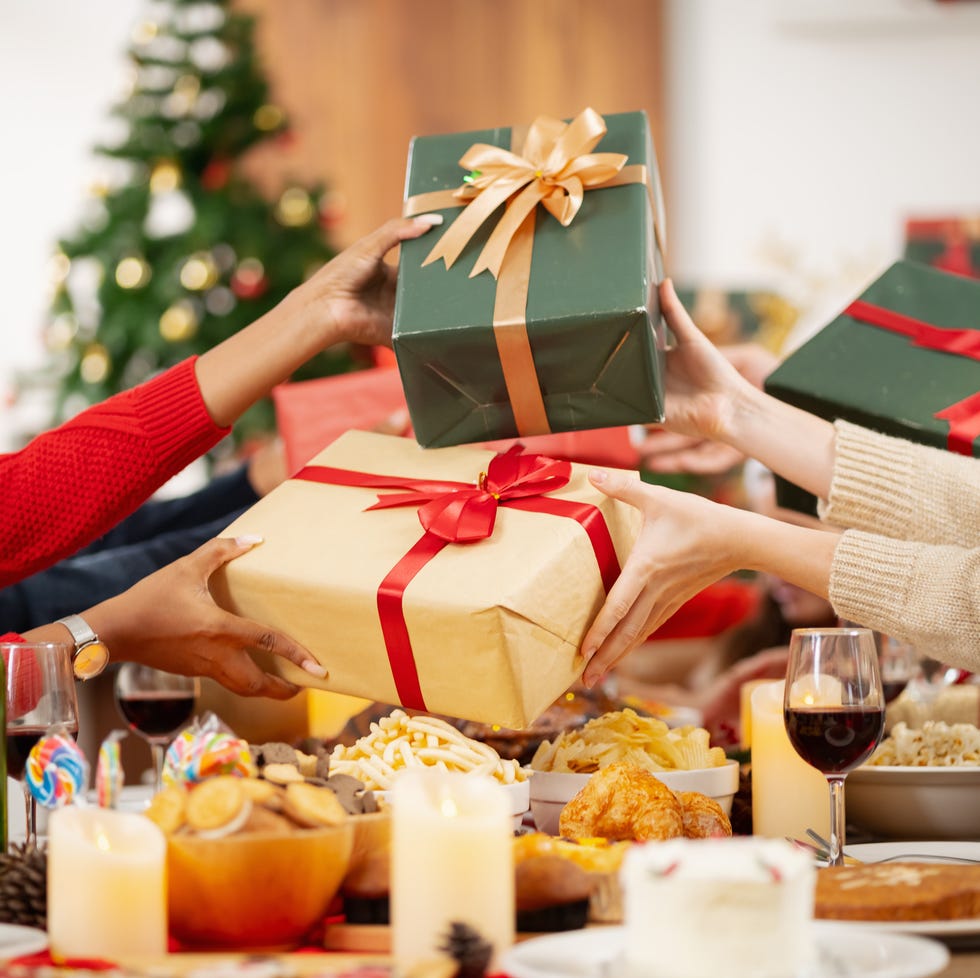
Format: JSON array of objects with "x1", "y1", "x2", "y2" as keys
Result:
[{"x1": 0, "y1": 357, "x2": 230, "y2": 587}]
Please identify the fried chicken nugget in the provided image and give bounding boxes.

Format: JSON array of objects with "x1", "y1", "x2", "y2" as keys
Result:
[
  {"x1": 677, "y1": 790, "x2": 732, "y2": 838},
  {"x1": 559, "y1": 762, "x2": 683, "y2": 842}
]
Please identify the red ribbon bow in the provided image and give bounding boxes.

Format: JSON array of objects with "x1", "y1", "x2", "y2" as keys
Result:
[{"x1": 294, "y1": 447, "x2": 619, "y2": 711}]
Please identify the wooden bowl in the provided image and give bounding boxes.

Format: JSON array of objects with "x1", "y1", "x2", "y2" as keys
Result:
[{"x1": 167, "y1": 823, "x2": 354, "y2": 949}]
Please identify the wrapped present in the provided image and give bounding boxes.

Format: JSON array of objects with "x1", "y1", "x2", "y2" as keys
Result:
[
  {"x1": 764, "y1": 260, "x2": 980, "y2": 512},
  {"x1": 904, "y1": 216, "x2": 980, "y2": 280},
  {"x1": 393, "y1": 107, "x2": 668, "y2": 448},
  {"x1": 274, "y1": 368, "x2": 641, "y2": 473},
  {"x1": 211, "y1": 430, "x2": 640, "y2": 728}
]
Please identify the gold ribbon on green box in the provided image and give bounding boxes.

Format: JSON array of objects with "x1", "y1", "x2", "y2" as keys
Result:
[{"x1": 403, "y1": 107, "x2": 665, "y2": 439}]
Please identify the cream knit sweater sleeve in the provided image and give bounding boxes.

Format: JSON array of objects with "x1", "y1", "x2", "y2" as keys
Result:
[
  {"x1": 820, "y1": 421, "x2": 980, "y2": 668},
  {"x1": 821, "y1": 420, "x2": 980, "y2": 544}
]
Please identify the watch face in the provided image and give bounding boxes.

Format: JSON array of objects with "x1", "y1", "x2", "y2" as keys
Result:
[{"x1": 73, "y1": 641, "x2": 109, "y2": 680}]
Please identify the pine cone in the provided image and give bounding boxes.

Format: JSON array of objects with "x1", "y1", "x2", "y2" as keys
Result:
[
  {"x1": 0, "y1": 842, "x2": 47, "y2": 929},
  {"x1": 439, "y1": 921, "x2": 492, "y2": 978}
]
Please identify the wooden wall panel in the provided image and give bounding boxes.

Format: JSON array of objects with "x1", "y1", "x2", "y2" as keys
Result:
[{"x1": 236, "y1": 0, "x2": 666, "y2": 247}]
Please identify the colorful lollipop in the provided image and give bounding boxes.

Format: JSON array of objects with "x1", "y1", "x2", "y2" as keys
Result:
[
  {"x1": 26, "y1": 730, "x2": 88, "y2": 808},
  {"x1": 96, "y1": 729, "x2": 127, "y2": 808},
  {"x1": 163, "y1": 728, "x2": 256, "y2": 787}
]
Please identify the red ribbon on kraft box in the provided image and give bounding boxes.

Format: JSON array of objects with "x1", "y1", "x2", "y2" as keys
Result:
[{"x1": 293, "y1": 445, "x2": 620, "y2": 712}]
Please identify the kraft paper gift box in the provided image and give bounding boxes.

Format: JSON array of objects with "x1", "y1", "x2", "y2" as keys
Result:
[
  {"x1": 210, "y1": 430, "x2": 640, "y2": 728},
  {"x1": 393, "y1": 107, "x2": 668, "y2": 448},
  {"x1": 764, "y1": 260, "x2": 980, "y2": 513}
]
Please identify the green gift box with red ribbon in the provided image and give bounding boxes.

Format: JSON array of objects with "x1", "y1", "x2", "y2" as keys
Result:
[
  {"x1": 394, "y1": 108, "x2": 668, "y2": 449},
  {"x1": 211, "y1": 430, "x2": 639, "y2": 728},
  {"x1": 764, "y1": 260, "x2": 980, "y2": 513}
]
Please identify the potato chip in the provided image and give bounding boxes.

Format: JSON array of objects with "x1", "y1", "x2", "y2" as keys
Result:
[{"x1": 529, "y1": 708, "x2": 726, "y2": 774}]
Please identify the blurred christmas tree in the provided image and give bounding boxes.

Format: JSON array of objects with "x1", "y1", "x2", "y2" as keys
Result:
[{"x1": 22, "y1": 0, "x2": 351, "y2": 445}]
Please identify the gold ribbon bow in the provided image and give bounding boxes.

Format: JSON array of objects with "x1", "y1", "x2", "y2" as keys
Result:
[
  {"x1": 422, "y1": 107, "x2": 628, "y2": 279},
  {"x1": 403, "y1": 108, "x2": 663, "y2": 438}
]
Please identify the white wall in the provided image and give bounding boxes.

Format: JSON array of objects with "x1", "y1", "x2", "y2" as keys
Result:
[
  {"x1": 1, "y1": 1, "x2": 141, "y2": 447},
  {"x1": 665, "y1": 0, "x2": 980, "y2": 346}
]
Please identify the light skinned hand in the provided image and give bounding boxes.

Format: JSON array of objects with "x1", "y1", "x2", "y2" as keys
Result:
[
  {"x1": 634, "y1": 281, "x2": 781, "y2": 474},
  {"x1": 84, "y1": 537, "x2": 327, "y2": 699},
  {"x1": 579, "y1": 468, "x2": 755, "y2": 688},
  {"x1": 294, "y1": 214, "x2": 444, "y2": 349}
]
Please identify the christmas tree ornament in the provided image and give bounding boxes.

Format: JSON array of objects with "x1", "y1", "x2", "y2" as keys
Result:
[
  {"x1": 44, "y1": 314, "x2": 78, "y2": 352},
  {"x1": 179, "y1": 252, "x2": 219, "y2": 291},
  {"x1": 275, "y1": 187, "x2": 315, "y2": 227},
  {"x1": 201, "y1": 157, "x2": 233, "y2": 191},
  {"x1": 115, "y1": 255, "x2": 151, "y2": 289},
  {"x1": 230, "y1": 257, "x2": 267, "y2": 300},
  {"x1": 159, "y1": 300, "x2": 199, "y2": 342},
  {"x1": 80, "y1": 344, "x2": 111, "y2": 384},
  {"x1": 204, "y1": 286, "x2": 236, "y2": 316},
  {"x1": 144, "y1": 188, "x2": 195, "y2": 239}
]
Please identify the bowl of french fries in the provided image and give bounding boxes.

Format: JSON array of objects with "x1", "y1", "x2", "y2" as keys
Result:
[
  {"x1": 527, "y1": 708, "x2": 738, "y2": 836},
  {"x1": 329, "y1": 708, "x2": 531, "y2": 827}
]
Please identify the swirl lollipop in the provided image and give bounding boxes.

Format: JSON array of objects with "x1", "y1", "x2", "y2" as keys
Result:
[
  {"x1": 96, "y1": 729, "x2": 127, "y2": 809},
  {"x1": 26, "y1": 731, "x2": 89, "y2": 808},
  {"x1": 163, "y1": 728, "x2": 256, "y2": 787}
]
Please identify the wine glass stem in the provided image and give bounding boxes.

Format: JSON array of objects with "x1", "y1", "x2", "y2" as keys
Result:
[
  {"x1": 150, "y1": 742, "x2": 166, "y2": 794},
  {"x1": 23, "y1": 785, "x2": 37, "y2": 850},
  {"x1": 827, "y1": 775, "x2": 847, "y2": 867}
]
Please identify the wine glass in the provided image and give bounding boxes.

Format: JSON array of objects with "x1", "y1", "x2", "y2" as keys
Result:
[
  {"x1": 879, "y1": 635, "x2": 919, "y2": 704},
  {"x1": 783, "y1": 627, "x2": 885, "y2": 867},
  {"x1": 113, "y1": 663, "x2": 199, "y2": 793},
  {"x1": 3, "y1": 641, "x2": 79, "y2": 849}
]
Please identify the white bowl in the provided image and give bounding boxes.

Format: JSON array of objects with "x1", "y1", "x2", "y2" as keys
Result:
[
  {"x1": 376, "y1": 777, "x2": 530, "y2": 830},
  {"x1": 528, "y1": 760, "x2": 740, "y2": 836},
  {"x1": 846, "y1": 764, "x2": 980, "y2": 841}
]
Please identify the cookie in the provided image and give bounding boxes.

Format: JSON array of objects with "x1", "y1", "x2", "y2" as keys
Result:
[
  {"x1": 283, "y1": 781, "x2": 348, "y2": 828},
  {"x1": 186, "y1": 775, "x2": 250, "y2": 835},
  {"x1": 145, "y1": 784, "x2": 187, "y2": 836}
]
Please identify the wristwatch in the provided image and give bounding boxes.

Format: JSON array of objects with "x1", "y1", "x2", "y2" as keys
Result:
[{"x1": 56, "y1": 614, "x2": 110, "y2": 680}]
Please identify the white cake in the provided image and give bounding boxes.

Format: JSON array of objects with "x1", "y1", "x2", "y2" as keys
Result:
[{"x1": 621, "y1": 837, "x2": 816, "y2": 978}]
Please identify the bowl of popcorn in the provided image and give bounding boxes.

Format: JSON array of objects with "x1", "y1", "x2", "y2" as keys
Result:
[
  {"x1": 147, "y1": 730, "x2": 385, "y2": 950},
  {"x1": 526, "y1": 708, "x2": 739, "y2": 836},
  {"x1": 329, "y1": 709, "x2": 531, "y2": 828},
  {"x1": 846, "y1": 720, "x2": 980, "y2": 841}
]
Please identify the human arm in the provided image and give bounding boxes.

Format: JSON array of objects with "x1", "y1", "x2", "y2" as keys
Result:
[
  {"x1": 21, "y1": 536, "x2": 327, "y2": 699},
  {"x1": 653, "y1": 278, "x2": 837, "y2": 497},
  {"x1": 0, "y1": 216, "x2": 439, "y2": 587},
  {"x1": 579, "y1": 469, "x2": 839, "y2": 687}
]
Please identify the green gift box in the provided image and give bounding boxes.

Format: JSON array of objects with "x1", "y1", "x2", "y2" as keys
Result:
[
  {"x1": 764, "y1": 260, "x2": 980, "y2": 514},
  {"x1": 393, "y1": 108, "x2": 667, "y2": 448}
]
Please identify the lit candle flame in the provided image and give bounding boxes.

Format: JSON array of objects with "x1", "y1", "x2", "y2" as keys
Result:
[
  {"x1": 440, "y1": 796, "x2": 459, "y2": 818},
  {"x1": 95, "y1": 830, "x2": 112, "y2": 853}
]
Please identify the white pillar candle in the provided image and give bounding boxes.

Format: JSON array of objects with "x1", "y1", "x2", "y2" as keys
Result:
[
  {"x1": 48, "y1": 807, "x2": 167, "y2": 961},
  {"x1": 750, "y1": 680, "x2": 830, "y2": 842},
  {"x1": 391, "y1": 769, "x2": 514, "y2": 972}
]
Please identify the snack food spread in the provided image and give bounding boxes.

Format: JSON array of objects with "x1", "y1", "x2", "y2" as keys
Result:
[{"x1": 816, "y1": 863, "x2": 980, "y2": 921}]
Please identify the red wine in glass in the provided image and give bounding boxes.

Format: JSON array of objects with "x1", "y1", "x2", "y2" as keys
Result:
[
  {"x1": 881, "y1": 680, "x2": 909, "y2": 704},
  {"x1": 117, "y1": 691, "x2": 196, "y2": 740},
  {"x1": 784, "y1": 706, "x2": 884, "y2": 775},
  {"x1": 5, "y1": 723, "x2": 80, "y2": 782}
]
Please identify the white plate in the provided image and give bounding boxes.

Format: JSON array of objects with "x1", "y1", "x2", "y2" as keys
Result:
[
  {"x1": 0, "y1": 923, "x2": 48, "y2": 960},
  {"x1": 500, "y1": 922, "x2": 949, "y2": 978},
  {"x1": 847, "y1": 841, "x2": 980, "y2": 865}
]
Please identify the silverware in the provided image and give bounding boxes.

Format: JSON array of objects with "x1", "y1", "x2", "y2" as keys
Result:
[{"x1": 805, "y1": 827, "x2": 980, "y2": 865}]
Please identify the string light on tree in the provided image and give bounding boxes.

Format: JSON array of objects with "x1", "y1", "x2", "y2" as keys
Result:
[
  {"x1": 131, "y1": 20, "x2": 159, "y2": 46},
  {"x1": 159, "y1": 300, "x2": 199, "y2": 342},
  {"x1": 179, "y1": 252, "x2": 218, "y2": 291},
  {"x1": 253, "y1": 104, "x2": 284, "y2": 132},
  {"x1": 44, "y1": 315, "x2": 79, "y2": 353},
  {"x1": 46, "y1": 253, "x2": 72, "y2": 287},
  {"x1": 275, "y1": 187, "x2": 314, "y2": 227},
  {"x1": 115, "y1": 256, "x2": 151, "y2": 290},
  {"x1": 230, "y1": 258, "x2": 267, "y2": 300},
  {"x1": 80, "y1": 345, "x2": 111, "y2": 385},
  {"x1": 149, "y1": 160, "x2": 182, "y2": 193}
]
